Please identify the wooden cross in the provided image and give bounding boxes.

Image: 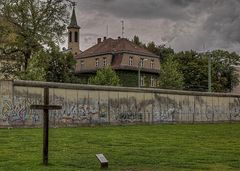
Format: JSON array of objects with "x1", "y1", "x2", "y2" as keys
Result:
[{"x1": 30, "y1": 87, "x2": 62, "y2": 166}]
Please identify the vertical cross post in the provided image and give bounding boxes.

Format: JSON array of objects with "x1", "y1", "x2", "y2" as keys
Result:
[
  {"x1": 43, "y1": 87, "x2": 49, "y2": 165},
  {"x1": 30, "y1": 87, "x2": 62, "y2": 166}
]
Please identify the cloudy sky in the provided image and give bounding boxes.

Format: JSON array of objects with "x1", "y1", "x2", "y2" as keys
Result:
[{"x1": 67, "y1": 0, "x2": 240, "y2": 53}]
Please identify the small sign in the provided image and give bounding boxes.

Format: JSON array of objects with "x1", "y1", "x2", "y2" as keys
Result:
[{"x1": 96, "y1": 154, "x2": 108, "y2": 168}]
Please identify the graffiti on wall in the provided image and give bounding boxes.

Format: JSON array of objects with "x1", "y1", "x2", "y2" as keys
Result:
[
  {"x1": 230, "y1": 98, "x2": 240, "y2": 121},
  {"x1": 1, "y1": 83, "x2": 240, "y2": 127},
  {"x1": 0, "y1": 96, "x2": 12, "y2": 125},
  {"x1": 50, "y1": 94, "x2": 101, "y2": 125},
  {"x1": 15, "y1": 92, "x2": 42, "y2": 126},
  {"x1": 0, "y1": 95, "x2": 42, "y2": 126}
]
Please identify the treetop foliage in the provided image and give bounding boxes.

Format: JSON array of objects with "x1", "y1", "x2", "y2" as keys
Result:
[
  {"x1": 21, "y1": 46, "x2": 77, "y2": 83},
  {"x1": 0, "y1": 0, "x2": 72, "y2": 69},
  {"x1": 89, "y1": 67, "x2": 120, "y2": 86},
  {"x1": 132, "y1": 35, "x2": 240, "y2": 92}
]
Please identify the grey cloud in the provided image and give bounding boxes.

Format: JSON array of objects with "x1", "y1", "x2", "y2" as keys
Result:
[
  {"x1": 77, "y1": 0, "x2": 203, "y2": 20},
  {"x1": 72, "y1": 0, "x2": 240, "y2": 52},
  {"x1": 203, "y1": 0, "x2": 240, "y2": 44}
]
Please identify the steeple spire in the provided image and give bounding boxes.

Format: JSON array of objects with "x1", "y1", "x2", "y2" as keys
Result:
[
  {"x1": 67, "y1": 2, "x2": 81, "y2": 56},
  {"x1": 68, "y1": 2, "x2": 80, "y2": 29}
]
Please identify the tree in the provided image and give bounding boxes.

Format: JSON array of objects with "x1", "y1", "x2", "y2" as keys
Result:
[
  {"x1": 173, "y1": 50, "x2": 240, "y2": 92},
  {"x1": 131, "y1": 35, "x2": 174, "y2": 63},
  {"x1": 132, "y1": 35, "x2": 145, "y2": 47},
  {"x1": 89, "y1": 67, "x2": 120, "y2": 86},
  {"x1": 0, "y1": 0, "x2": 71, "y2": 70},
  {"x1": 173, "y1": 50, "x2": 208, "y2": 91},
  {"x1": 0, "y1": 61, "x2": 21, "y2": 79},
  {"x1": 158, "y1": 44, "x2": 174, "y2": 63},
  {"x1": 207, "y1": 50, "x2": 240, "y2": 92},
  {"x1": 21, "y1": 46, "x2": 77, "y2": 83},
  {"x1": 158, "y1": 56, "x2": 184, "y2": 90}
]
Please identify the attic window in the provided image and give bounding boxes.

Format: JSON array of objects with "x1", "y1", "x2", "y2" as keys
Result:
[
  {"x1": 103, "y1": 57, "x2": 107, "y2": 66},
  {"x1": 140, "y1": 58, "x2": 144, "y2": 67},
  {"x1": 96, "y1": 58, "x2": 99, "y2": 67},
  {"x1": 151, "y1": 60, "x2": 154, "y2": 69},
  {"x1": 129, "y1": 56, "x2": 133, "y2": 66},
  {"x1": 80, "y1": 60, "x2": 84, "y2": 68}
]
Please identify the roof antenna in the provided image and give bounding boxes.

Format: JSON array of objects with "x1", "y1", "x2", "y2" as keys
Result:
[
  {"x1": 121, "y1": 20, "x2": 124, "y2": 38},
  {"x1": 106, "y1": 24, "x2": 109, "y2": 38}
]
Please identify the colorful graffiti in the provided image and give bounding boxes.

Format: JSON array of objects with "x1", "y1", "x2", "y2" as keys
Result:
[
  {"x1": 0, "y1": 95, "x2": 41, "y2": 126},
  {"x1": 1, "y1": 82, "x2": 240, "y2": 127},
  {"x1": 0, "y1": 96, "x2": 12, "y2": 125}
]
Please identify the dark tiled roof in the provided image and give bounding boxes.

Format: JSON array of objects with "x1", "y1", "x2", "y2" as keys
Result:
[
  {"x1": 67, "y1": 8, "x2": 80, "y2": 29},
  {"x1": 77, "y1": 38, "x2": 159, "y2": 58}
]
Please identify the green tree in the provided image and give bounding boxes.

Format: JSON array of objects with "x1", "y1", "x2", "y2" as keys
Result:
[
  {"x1": 206, "y1": 50, "x2": 240, "y2": 92},
  {"x1": 0, "y1": 0, "x2": 71, "y2": 70},
  {"x1": 0, "y1": 62, "x2": 21, "y2": 79},
  {"x1": 21, "y1": 47, "x2": 77, "y2": 83},
  {"x1": 158, "y1": 44, "x2": 174, "y2": 63},
  {"x1": 158, "y1": 56, "x2": 184, "y2": 90},
  {"x1": 132, "y1": 35, "x2": 145, "y2": 47},
  {"x1": 132, "y1": 36, "x2": 174, "y2": 63},
  {"x1": 173, "y1": 50, "x2": 240, "y2": 92},
  {"x1": 173, "y1": 50, "x2": 208, "y2": 91},
  {"x1": 89, "y1": 67, "x2": 120, "y2": 86}
]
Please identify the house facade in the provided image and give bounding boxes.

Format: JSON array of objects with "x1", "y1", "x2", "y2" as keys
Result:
[{"x1": 67, "y1": 6, "x2": 160, "y2": 87}]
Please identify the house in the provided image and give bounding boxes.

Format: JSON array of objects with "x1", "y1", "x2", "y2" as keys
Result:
[{"x1": 67, "y1": 6, "x2": 160, "y2": 87}]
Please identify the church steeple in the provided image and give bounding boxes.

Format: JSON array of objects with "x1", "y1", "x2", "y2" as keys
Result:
[
  {"x1": 67, "y1": 5, "x2": 80, "y2": 29},
  {"x1": 68, "y1": 3, "x2": 81, "y2": 56}
]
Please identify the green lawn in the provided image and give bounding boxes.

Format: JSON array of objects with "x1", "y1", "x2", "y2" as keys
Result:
[{"x1": 1, "y1": 124, "x2": 240, "y2": 171}]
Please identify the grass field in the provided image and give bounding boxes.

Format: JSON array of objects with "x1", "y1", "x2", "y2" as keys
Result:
[{"x1": 1, "y1": 123, "x2": 240, "y2": 171}]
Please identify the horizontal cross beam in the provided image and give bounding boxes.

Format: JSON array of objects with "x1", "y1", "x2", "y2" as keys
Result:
[{"x1": 30, "y1": 105, "x2": 62, "y2": 110}]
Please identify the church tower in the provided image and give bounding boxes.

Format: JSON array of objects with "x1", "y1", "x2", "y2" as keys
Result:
[{"x1": 67, "y1": 3, "x2": 81, "y2": 56}]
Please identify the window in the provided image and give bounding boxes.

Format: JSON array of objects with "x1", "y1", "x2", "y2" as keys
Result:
[
  {"x1": 140, "y1": 76, "x2": 144, "y2": 87},
  {"x1": 150, "y1": 76, "x2": 155, "y2": 87},
  {"x1": 75, "y1": 31, "x2": 78, "y2": 42},
  {"x1": 129, "y1": 56, "x2": 133, "y2": 66},
  {"x1": 80, "y1": 60, "x2": 84, "y2": 68},
  {"x1": 69, "y1": 31, "x2": 72, "y2": 42},
  {"x1": 96, "y1": 58, "x2": 99, "y2": 67},
  {"x1": 103, "y1": 57, "x2": 107, "y2": 66},
  {"x1": 140, "y1": 58, "x2": 144, "y2": 67},
  {"x1": 151, "y1": 60, "x2": 154, "y2": 69}
]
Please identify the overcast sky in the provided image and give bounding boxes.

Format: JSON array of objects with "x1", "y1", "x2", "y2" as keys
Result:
[{"x1": 65, "y1": 0, "x2": 240, "y2": 53}]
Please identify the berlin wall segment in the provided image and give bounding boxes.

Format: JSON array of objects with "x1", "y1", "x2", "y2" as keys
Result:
[{"x1": 0, "y1": 80, "x2": 240, "y2": 127}]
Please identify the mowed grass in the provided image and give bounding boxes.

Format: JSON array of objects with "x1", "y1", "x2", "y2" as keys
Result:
[{"x1": 1, "y1": 124, "x2": 240, "y2": 171}]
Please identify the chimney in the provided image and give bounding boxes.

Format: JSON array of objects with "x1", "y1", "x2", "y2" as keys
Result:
[
  {"x1": 97, "y1": 38, "x2": 101, "y2": 44},
  {"x1": 103, "y1": 37, "x2": 107, "y2": 41}
]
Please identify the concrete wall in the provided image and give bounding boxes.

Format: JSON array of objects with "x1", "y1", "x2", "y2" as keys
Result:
[{"x1": 1, "y1": 80, "x2": 240, "y2": 127}]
